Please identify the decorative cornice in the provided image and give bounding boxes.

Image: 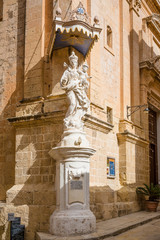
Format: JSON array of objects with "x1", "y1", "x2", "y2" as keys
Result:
[
  {"x1": 84, "y1": 114, "x2": 113, "y2": 134},
  {"x1": 7, "y1": 111, "x2": 65, "y2": 127},
  {"x1": 117, "y1": 131, "x2": 149, "y2": 146},
  {"x1": 144, "y1": 13, "x2": 160, "y2": 41},
  {"x1": 140, "y1": 55, "x2": 160, "y2": 81},
  {"x1": 154, "y1": 0, "x2": 160, "y2": 10},
  {"x1": 148, "y1": 91, "x2": 160, "y2": 111},
  {"x1": 145, "y1": 0, "x2": 160, "y2": 13}
]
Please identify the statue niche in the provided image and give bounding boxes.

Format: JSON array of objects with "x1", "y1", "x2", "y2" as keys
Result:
[{"x1": 60, "y1": 51, "x2": 91, "y2": 130}]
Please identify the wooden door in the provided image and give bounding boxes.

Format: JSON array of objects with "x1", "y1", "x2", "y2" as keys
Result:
[{"x1": 149, "y1": 109, "x2": 158, "y2": 185}]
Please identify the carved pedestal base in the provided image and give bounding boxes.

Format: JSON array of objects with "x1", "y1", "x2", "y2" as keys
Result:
[
  {"x1": 49, "y1": 130, "x2": 96, "y2": 236},
  {"x1": 50, "y1": 209, "x2": 96, "y2": 236}
]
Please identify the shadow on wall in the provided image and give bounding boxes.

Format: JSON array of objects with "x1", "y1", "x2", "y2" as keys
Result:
[
  {"x1": 0, "y1": 0, "x2": 26, "y2": 201},
  {"x1": 5, "y1": 123, "x2": 62, "y2": 240},
  {"x1": 124, "y1": 26, "x2": 157, "y2": 188}
]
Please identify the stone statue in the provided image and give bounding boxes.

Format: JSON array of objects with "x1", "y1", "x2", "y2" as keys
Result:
[
  {"x1": 50, "y1": 51, "x2": 96, "y2": 237},
  {"x1": 60, "y1": 51, "x2": 90, "y2": 130}
]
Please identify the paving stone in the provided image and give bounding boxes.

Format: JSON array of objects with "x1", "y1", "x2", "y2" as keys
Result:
[{"x1": 37, "y1": 211, "x2": 160, "y2": 240}]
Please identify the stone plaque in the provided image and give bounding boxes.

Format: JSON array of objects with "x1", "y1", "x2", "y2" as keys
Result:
[
  {"x1": 69, "y1": 180, "x2": 84, "y2": 204},
  {"x1": 70, "y1": 180, "x2": 83, "y2": 190}
]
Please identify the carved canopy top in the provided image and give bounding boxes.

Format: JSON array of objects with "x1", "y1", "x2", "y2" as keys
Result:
[
  {"x1": 66, "y1": 2, "x2": 90, "y2": 24},
  {"x1": 47, "y1": 2, "x2": 102, "y2": 58}
]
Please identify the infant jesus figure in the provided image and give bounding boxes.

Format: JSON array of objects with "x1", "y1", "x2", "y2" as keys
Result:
[{"x1": 78, "y1": 62, "x2": 91, "y2": 93}]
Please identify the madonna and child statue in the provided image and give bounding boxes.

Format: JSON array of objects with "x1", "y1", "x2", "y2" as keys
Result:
[
  {"x1": 60, "y1": 51, "x2": 91, "y2": 131},
  {"x1": 49, "y1": 51, "x2": 96, "y2": 236}
]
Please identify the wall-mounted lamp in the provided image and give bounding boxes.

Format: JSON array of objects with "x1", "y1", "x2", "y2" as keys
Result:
[{"x1": 127, "y1": 104, "x2": 149, "y2": 118}]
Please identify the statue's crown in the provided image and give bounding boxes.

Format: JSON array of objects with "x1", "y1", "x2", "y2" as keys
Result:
[{"x1": 69, "y1": 51, "x2": 78, "y2": 62}]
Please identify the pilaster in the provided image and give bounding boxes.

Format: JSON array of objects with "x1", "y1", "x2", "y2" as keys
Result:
[{"x1": 129, "y1": 0, "x2": 142, "y2": 125}]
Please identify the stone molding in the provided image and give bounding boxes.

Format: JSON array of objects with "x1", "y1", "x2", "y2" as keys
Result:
[
  {"x1": 148, "y1": 91, "x2": 160, "y2": 112},
  {"x1": 154, "y1": 0, "x2": 160, "y2": 10},
  {"x1": 84, "y1": 114, "x2": 113, "y2": 134},
  {"x1": 144, "y1": 14, "x2": 160, "y2": 42},
  {"x1": 7, "y1": 111, "x2": 65, "y2": 127},
  {"x1": 8, "y1": 112, "x2": 113, "y2": 133},
  {"x1": 144, "y1": 0, "x2": 160, "y2": 13},
  {"x1": 140, "y1": 55, "x2": 160, "y2": 82},
  {"x1": 117, "y1": 130, "x2": 149, "y2": 147}
]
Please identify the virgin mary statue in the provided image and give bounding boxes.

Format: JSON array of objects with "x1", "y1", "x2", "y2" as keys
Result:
[{"x1": 60, "y1": 51, "x2": 90, "y2": 130}]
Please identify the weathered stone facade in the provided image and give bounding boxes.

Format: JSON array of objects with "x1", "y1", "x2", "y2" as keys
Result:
[{"x1": 0, "y1": 0, "x2": 160, "y2": 239}]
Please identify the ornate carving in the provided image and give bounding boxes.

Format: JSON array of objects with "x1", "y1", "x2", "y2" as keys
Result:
[
  {"x1": 134, "y1": 0, "x2": 142, "y2": 9},
  {"x1": 146, "y1": 13, "x2": 160, "y2": 22},
  {"x1": 69, "y1": 167, "x2": 85, "y2": 180},
  {"x1": 128, "y1": 0, "x2": 142, "y2": 13},
  {"x1": 56, "y1": 7, "x2": 62, "y2": 17},
  {"x1": 93, "y1": 16, "x2": 100, "y2": 26},
  {"x1": 67, "y1": 2, "x2": 89, "y2": 24},
  {"x1": 60, "y1": 51, "x2": 90, "y2": 130},
  {"x1": 74, "y1": 137, "x2": 82, "y2": 146}
]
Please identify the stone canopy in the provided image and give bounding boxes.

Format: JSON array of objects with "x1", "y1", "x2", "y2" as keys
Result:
[{"x1": 47, "y1": 2, "x2": 102, "y2": 58}]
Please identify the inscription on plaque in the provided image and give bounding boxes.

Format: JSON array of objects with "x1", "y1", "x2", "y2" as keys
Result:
[{"x1": 70, "y1": 180, "x2": 83, "y2": 190}]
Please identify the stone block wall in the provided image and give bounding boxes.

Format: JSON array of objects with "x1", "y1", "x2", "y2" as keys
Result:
[
  {"x1": 5, "y1": 122, "x2": 63, "y2": 239},
  {"x1": 90, "y1": 186, "x2": 140, "y2": 221}
]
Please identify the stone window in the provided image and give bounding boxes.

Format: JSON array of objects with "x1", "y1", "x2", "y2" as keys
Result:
[
  {"x1": 107, "y1": 25, "x2": 112, "y2": 48},
  {"x1": 107, "y1": 106, "x2": 113, "y2": 124},
  {"x1": 0, "y1": 0, "x2": 3, "y2": 21}
]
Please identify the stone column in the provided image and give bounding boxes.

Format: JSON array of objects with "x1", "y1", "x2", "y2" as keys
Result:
[{"x1": 49, "y1": 51, "x2": 96, "y2": 236}]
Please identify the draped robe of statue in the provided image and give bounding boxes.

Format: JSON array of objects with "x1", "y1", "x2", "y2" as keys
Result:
[{"x1": 60, "y1": 51, "x2": 90, "y2": 130}]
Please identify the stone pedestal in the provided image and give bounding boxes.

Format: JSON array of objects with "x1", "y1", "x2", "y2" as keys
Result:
[{"x1": 49, "y1": 130, "x2": 96, "y2": 236}]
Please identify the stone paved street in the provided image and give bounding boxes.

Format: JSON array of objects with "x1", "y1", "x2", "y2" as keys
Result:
[
  {"x1": 105, "y1": 219, "x2": 160, "y2": 240},
  {"x1": 37, "y1": 211, "x2": 160, "y2": 240}
]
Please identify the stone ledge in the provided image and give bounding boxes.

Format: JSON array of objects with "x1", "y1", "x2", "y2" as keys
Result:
[
  {"x1": 7, "y1": 111, "x2": 65, "y2": 126},
  {"x1": 84, "y1": 114, "x2": 113, "y2": 134},
  {"x1": 36, "y1": 211, "x2": 160, "y2": 240},
  {"x1": 117, "y1": 130, "x2": 149, "y2": 146},
  {"x1": 8, "y1": 112, "x2": 113, "y2": 133}
]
